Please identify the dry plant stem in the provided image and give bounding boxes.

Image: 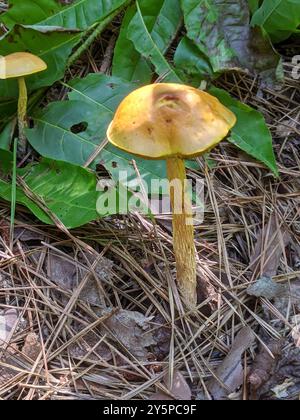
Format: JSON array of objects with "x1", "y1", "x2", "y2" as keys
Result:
[
  {"x1": 17, "y1": 76, "x2": 28, "y2": 155},
  {"x1": 166, "y1": 157, "x2": 197, "y2": 308}
]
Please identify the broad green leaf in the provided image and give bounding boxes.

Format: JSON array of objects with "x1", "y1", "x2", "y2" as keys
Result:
[
  {"x1": 251, "y1": 0, "x2": 300, "y2": 43},
  {"x1": 0, "y1": 120, "x2": 15, "y2": 150},
  {"x1": 112, "y1": 4, "x2": 153, "y2": 83},
  {"x1": 248, "y1": 0, "x2": 261, "y2": 15},
  {"x1": 1, "y1": 0, "x2": 59, "y2": 27},
  {"x1": 113, "y1": 0, "x2": 182, "y2": 83},
  {"x1": 210, "y1": 87, "x2": 279, "y2": 176},
  {"x1": 19, "y1": 159, "x2": 104, "y2": 227},
  {"x1": 182, "y1": 0, "x2": 283, "y2": 86},
  {"x1": 1, "y1": 0, "x2": 128, "y2": 30},
  {"x1": 0, "y1": 158, "x2": 109, "y2": 228},
  {"x1": 0, "y1": 24, "x2": 82, "y2": 100},
  {"x1": 26, "y1": 100, "x2": 105, "y2": 166},
  {"x1": 174, "y1": 36, "x2": 214, "y2": 86},
  {"x1": 99, "y1": 145, "x2": 167, "y2": 191},
  {"x1": 67, "y1": 73, "x2": 137, "y2": 113},
  {"x1": 0, "y1": 99, "x2": 18, "y2": 124},
  {"x1": 0, "y1": 149, "x2": 13, "y2": 174},
  {"x1": 0, "y1": 178, "x2": 52, "y2": 224},
  {"x1": 127, "y1": 0, "x2": 181, "y2": 83}
]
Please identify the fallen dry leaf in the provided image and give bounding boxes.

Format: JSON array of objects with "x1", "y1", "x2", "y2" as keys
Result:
[
  {"x1": 164, "y1": 371, "x2": 192, "y2": 400},
  {"x1": 251, "y1": 278, "x2": 300, "y2": 319},
  {"x1": 289, "y1": 280, "x2": 300, "y2": 313},
  {"x1": 250, "y1": 215, "x2": 291, "y2": 278},
  {"x1": 248, "y1": 339, "x2": 283, "y2": 399},
  {"x1": 249, "y1": 344, "x2": 300, "y2": 400},
  {"x1": 208, "y1": 327, "x2": 256, "y2": 400},
  {"x1": 22, "y1": 333, "x2": 42, "y2": 360},
  {"x1": 149, "y1": 370, "x2": 192, "y2": 400},
  {"x1": 14, "y1": 227, "x2": 45, "y2": 242},
  {"x1": 77, "y1": 252, "x2": 114, "y2": 306},
  {"x1": 47, "y1": 253, "x2": 77, "y2": 291},
  {"x1": 103, "y1": 309, "x2": 156, "y2": 360},
  {"x1": 69, "y1": 330, "x2": 112, "y2": 362},
  {"x1": 0, "y1": 309, "x2": 19, "y2": 386},
  {"x1": 247, "y1": 276, "x2": 286, "y2": 300},
  {"x1": 0, "y1": 309, "x2": 18, "y2": 345},
  {"x1": 151, "y1": 314, "x2": 171, "y2": 361},
  {"x1": 276, "y1": 116, "x2": 298, "y2": 138},
  {"x1": 47, "y1": 251, "x2": 113, "y2": 306},
  {"x1": 292, "y1": 315, "x2": 300, "y2": 348}
]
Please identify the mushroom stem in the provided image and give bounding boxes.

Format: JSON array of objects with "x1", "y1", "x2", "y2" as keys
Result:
[
  {"x1": 166, "y1": 157, "x2": 197, "y2": 308},
  {"x1": 17, "y1": 76, "x2": 28, "y2": 154}
]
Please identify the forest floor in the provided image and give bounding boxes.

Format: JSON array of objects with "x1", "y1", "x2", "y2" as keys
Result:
[{"x1": 0, "y1": 14, "x2": 300, "y2": 400}]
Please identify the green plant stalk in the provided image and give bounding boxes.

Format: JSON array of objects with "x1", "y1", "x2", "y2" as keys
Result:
[
  {"x1": 17, "y1": 76, "x2": 28, "y2": 155},
  {"x1": 68, "y1": 0, "x2": 132, "y2": 67},
  {"x1": 10, "y1": 137, "x2": 17, "y2": 249}
]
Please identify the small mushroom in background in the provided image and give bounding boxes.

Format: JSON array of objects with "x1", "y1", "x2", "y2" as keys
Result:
[
  {"x1": 0, "y1": 52, "x2": 47, "y2": 152},
  {"x1": 107, "y1": 83, "x2": 236, "y2": 309}
]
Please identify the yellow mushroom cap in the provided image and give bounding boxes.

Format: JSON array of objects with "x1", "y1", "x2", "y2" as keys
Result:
[
  {"x1": 0, "y1": 52, "x2": 47, "y2": 79},
  {"x1": 107, "y1": 83, "x2": 237, "y2": 159}
]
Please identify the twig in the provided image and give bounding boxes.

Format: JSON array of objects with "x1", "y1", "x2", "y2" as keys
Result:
[
  {"x1": 100, "y1": 34, "x2": 117, "y2": 74},
  {"x1": 83, "y1": 137, "x2": 108, "y2": 168}
]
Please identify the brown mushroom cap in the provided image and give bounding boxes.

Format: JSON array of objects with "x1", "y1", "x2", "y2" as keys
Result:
[
  {"x1": 107, "y1": 83, "x2": 237, "y2": 159},
  {"x1": 0, "y1": 52, "x2": 47, "y2": 79}
]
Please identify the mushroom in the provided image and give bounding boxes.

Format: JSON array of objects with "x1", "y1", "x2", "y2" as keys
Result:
[
  {"x1": 0, "y1": 52, "x2": 47, "y2": 150},
  {"x1": 107, "y1": 83, "x2": 236, "y2": 308}
]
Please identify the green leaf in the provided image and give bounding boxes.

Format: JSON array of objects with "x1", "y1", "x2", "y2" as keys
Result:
[
  {"x1": 19, "y1": 159, "x2": 104, "y2": 227},
  {"x1": 251, "y1": 0, "x2": 300, "y2": 43},
  {"x1": 99, "y1": 145, "x2": 167, "y2": 191},
  {"x1": 0, "y1": 178, "x2": 52, "y2": 224},
  {"x1": 182, "y1": 0, "x2": 283, "y2": 86},
  {"x1": 113, "y1": 0, "x2": 182, "y2": 83},
  {"x1": 1, "y1": 0, "x2": 59, "y2": 27},
  {"x1": 174, "y1": 36, "x2": 214, "y2": 86},
  {"x1": 127, "y1": 0, "x2": 181, "y2": 83},
  {"x1": 248, "y1": 0, "x2": 260, "y2": 15},
  {"x1": 0, "y1": 100, "x2": 18, "y2": 124},
  {"x1": 27, "y1": 100, "x2": 105, "y2": 166},
  {"x1": 0, "y1": 120, "x2": 15, "y2": 150},
  {"x1": 0, "y1": 149, "x2": 13, "y2": 174},
  {"x1": 0, "y1": 158, "x2": 110, "y2": 228},
  {"x1": 210, "y1": 86, "x2": 279, "y2": 176},
  {"x1": 112, "y1": 4, "x2": 153, "y2": 83},
  {"x1": 1, "y1": 0, "x2": 128, "y2": 30},
  {"x1": 0, "y1": 25, "x2": 82, "y2": 100},
  {"x1": 67, "y1": 73, "x2": 137, "y2": 113}
]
